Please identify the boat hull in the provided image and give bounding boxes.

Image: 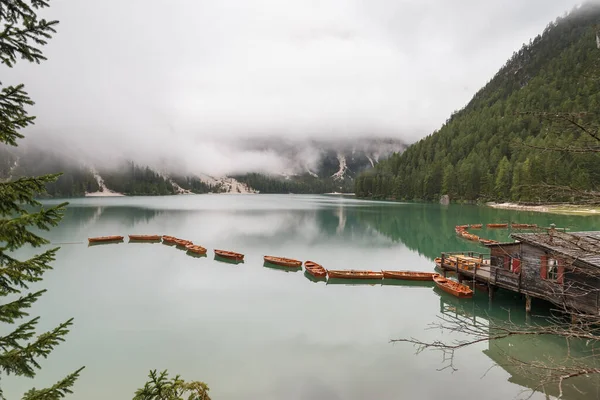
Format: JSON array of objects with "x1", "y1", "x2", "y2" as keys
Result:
[
  {"x1": 186, "y1": 245, "x2": 207, "y2": 255},
  {"x1": 88, "y1": 236, "x2": 124, "y2": 243},
  {"x1": 264, "y1": 256, "x2": 302, "y2": 268},
  {"x1": 432, "y1": 274, "x2": 473, "y2": 298},
  {"x1": 327, "y1": 270, "x2": 383, "y2": 280},
  {"x1": 215, "y1": 250, "x2": 244, "y2": 261},
  {"x1": 129, "y1": 235, "x2": 161, "y2": 241},
  {"x1": 381, "y1": 270, "x2": 435, "y2": 281},
  {"x1": 304, "y1": 261, "x2": 326, "y2": 278},
  {"x1": 486, "y1": 223, "x2": 508, "y2": 228}
]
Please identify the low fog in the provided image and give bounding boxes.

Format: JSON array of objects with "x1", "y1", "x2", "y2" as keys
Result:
[{"x1": 4, "y1": 0, "x2": 584, "y2": 176}]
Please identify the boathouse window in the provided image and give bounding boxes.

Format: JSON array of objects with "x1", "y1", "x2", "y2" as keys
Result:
[
  {"x1": 540, "y1": 255, "x2": 563, "y2": 284},
  {"x1": 547, "y1": 258, "x2": 559, "y2": 281}
]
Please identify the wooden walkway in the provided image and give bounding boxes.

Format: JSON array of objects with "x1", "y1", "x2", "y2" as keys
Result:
[{"x1": 439, "y1": 252, "x2": 527, "y2": 297}]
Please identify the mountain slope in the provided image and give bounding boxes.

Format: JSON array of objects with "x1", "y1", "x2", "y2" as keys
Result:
[
  {"x1": 0, "y1": 137, "x2": 404, "y2": 196},
  {"x1": 356, "y1": 3, "x2": 600, "y2": 202}
]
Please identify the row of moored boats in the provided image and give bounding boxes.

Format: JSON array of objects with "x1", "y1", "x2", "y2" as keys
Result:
[
  {"x1": 455, "y1": 222, "x2": 538, "y2": 245},
  {"x1": 88, "y1": 235, "x2": 245, "y2": 261},
  {"x1": 87, "y1": 235, "x2": 473, "y2": 298}
]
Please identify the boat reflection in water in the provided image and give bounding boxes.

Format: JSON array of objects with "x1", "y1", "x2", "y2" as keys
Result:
[
  {"x1": 326, "y1": 278, "x2": 381, "y2": 286},
  {"x1": 263, "y1": 261, "x2": 302, "y2": 273},
  {"x1": 214, "y1": 255, "x2": 244, "y2": 265},
  {"x1": 304, "y1": 271, "x2": 326, "y2": 283},
  {"x1": 185, "y1": 251, "x2": 207, "y2": 259},
  {"x1": 381, "y1": 279, "x2": 434, "y2": 288}
]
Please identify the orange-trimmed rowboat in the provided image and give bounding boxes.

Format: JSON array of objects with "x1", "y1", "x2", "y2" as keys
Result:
[
  {"x1": 215, "y1": 249, "x2": 244, "y2": 261},
  {"x1": 162, "y1": 235, "x2": 178, "y2": 244},
  {"x1": 129, "y1": 234, "x2": 161, "y2": 241},
  {"x1": 479, "y1": 238, "x2": 499, "y2": 245},
  {"x1": 174, "y1": 239, "x2": 193, "y2": 247},
  {"x1": 326, "y1": 270, "x2": 383, "y2": 279},
  {"x1": 459, "y1": 232, "x2": 480, "y2": 241},
  {"x1": 186, "y1": 244, "x2": 207, "y2": 254},
  {"x1": 264, "y1": 256, "x2": 302, "y2": 268},
  {"x1": 470, "y1": 224, "x2": 483, "y2": 229},
  {"x1": 486, "y1": 223, "x2": 508, "y2": 228},
  {"x1": 304, "y1": 261, "x2": 326, "y2": 278},
  {"x1": 381, "y1": 270, "x2": 435, "y2": 281},
  {"x1": 432, "y1": 273, "x2": 473, "y2": 298},
  {"x1": 88, "y1": 235, "x2": 124, "y2": 243},
  {"x1": 511, "y1": 223, "x2": 537, "y2": 229}
]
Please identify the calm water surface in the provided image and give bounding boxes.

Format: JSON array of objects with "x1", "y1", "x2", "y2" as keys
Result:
[{"x1": 5, "y1": 195, "x2": 600, "y2": 399}]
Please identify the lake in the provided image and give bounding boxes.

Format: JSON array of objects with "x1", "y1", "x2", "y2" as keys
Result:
[{"x1": 4, "y1": 195, "x2": 600, "y2": 399}]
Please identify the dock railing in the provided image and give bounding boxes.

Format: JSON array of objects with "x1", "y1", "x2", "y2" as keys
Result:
[{"x1": 441, "y1": 251, "x2": 490, "y2": 272}]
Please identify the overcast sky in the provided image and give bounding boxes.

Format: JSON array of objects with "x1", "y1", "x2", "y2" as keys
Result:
[{"x1": 6, "y1": 0, "x2": 587, "y2": 175}]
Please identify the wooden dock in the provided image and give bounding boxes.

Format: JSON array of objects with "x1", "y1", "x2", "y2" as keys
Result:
[{"x1": 438, "y1": 252, "x2": 557, "y2": 309}]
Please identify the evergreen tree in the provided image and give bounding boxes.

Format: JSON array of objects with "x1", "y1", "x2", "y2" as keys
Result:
[
  {"x1": 494, "y1": 156, "x2": 512, "y2": 199},
  {"x1": 133, "y1": 370, "x2": 211, "y2": 400},
  {"x1": 355, "y1": 4, "x2": 600, "y2": 203},
  {"x1": 0, "y1": 1, "x2": 83, "y2": 398}
]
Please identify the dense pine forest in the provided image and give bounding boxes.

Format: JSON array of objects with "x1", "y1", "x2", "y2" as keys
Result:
[
  {"x1": 0, "y1": 146, "x2": 221, "y2": 197},
  {"x1": 356, "y1": 4, "x2": 600, "y2": 203},
  {"x1": 99, "y1": 162, "x2": 218, "y2": 196},
  {"x1": 234, "y1": 173, "x2": 354, "y2": 194}
]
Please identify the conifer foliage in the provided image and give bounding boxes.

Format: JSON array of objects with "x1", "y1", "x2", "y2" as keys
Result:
[
  {"x1": 0, "y1": 1, "x2": 84, "y2": 398},
  {"x1": 133, "y1": 370, "x2": 211, "y2": 400},
  {"x1": 355, "y1": 4, "x2": 600, "y2": 203}
]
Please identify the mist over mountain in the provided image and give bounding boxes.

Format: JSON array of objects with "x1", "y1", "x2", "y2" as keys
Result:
[
  {"x1": 3, "y1": 0, "x2": 582, "y2": 179},
  {"x1": 0, "y1": 137, "x2": 405, "y2": 196}
]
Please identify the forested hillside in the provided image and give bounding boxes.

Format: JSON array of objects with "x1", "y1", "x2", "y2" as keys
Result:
[
  {"x1": 0, "y1": 146, "x2": 100, "y2": 197},
  {"x1": 356, "y1": 4, "x2": 600, "y2": 203},
  {"x1": 234, "y1": 173, "x2": 354, "y2": 194}
]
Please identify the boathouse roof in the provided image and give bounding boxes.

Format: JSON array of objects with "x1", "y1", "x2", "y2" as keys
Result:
[{"x1": 510, "y1": 231, "x2": 600, "y2": 269}]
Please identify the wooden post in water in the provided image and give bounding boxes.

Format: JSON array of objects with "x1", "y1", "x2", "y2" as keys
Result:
[
  {"x1": 525, "y1": 294, "x2": 532, "y2": 314},
  {"x1": 441, "y1": 254, "x2": 447, "y2": 277}
]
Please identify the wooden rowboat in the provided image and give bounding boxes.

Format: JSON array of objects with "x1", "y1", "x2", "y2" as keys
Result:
[
  {"x1": 486, "y1": 223, "x2": 508, "y2": 228},
  {"x1": 304, "y1": 261, "x2": 326, "y2": 278},
  {"x1": 455, "y1": 225, "x2": 469, "y2": 230},
  {"x1": 479, "y1": 238, "x2": 499, "y2": 245},
  {"x1": 214, "y1": 249, "x2": 244, "y2": 261},
  {"x1": 432, "y1": 273, "x2": 473, "y2": 298},
  {"x1": 129, "y1": 234, "x2": 161, "y2": 241},
  {"x1": 470, "y1": 224, "x2": 482, "y2": 229},
  {"x1": 460, "y1": 233, "x2": 480, "y2": 241},
  {"x1": 174, "y1": 239, "x2": 193, "y2": 247},
  {"x1": 327, "y1": 270, "x2": 383, "y2": 280},
  {"x1": 381, "y1": 270, "x2": 435, "y2": 281},
  {"x1": 511, "y1": 223, "x2": 537, "y2": 229},
  {"x1": 263, "y1": 256, "x2": 302, "y2": 268},
  {"x1": 186, "y1": 244, "x2": 207, "y2": 255},
  {"x1": 162, "y1": 235, "x2": 177, "y2": 244},
  {"x1": 88, "y1": 235, "x2": 124, "y2": 243}
]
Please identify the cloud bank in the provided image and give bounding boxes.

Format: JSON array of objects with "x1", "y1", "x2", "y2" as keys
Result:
[{"x1": 5, "y1": 0, "x2": 584, "y2": 175}]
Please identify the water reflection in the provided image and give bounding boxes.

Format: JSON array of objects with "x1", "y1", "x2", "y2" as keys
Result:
[
  {"x1": 263, "y1": 262, "x2": 302, "y2": 273},
  {"x1": 214, "y1": 255, "x2": 244, "y2": 265},
  {"x1": 32, "y1": 195, "x2": 600, "y2": 399},
  {"x1": 434, "y1": 289, "x2": 600, "y2": 399}
]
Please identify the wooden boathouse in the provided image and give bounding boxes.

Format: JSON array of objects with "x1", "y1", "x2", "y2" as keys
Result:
[{"x1": 438, "y1": 228, "x2": 600, "y2": 314}]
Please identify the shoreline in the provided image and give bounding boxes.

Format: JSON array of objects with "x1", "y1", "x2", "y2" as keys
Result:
[{"x1": 487, "y1": 202, "x2": 600, "y2": 216}]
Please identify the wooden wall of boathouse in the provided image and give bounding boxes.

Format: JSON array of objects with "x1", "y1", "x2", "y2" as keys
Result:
[
  {"x1": 507, "y1": 242, "x2": 600, "y2": 314},
  {"x1": 482, "y1": 241, "x2": 600, "y2": 314}
]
